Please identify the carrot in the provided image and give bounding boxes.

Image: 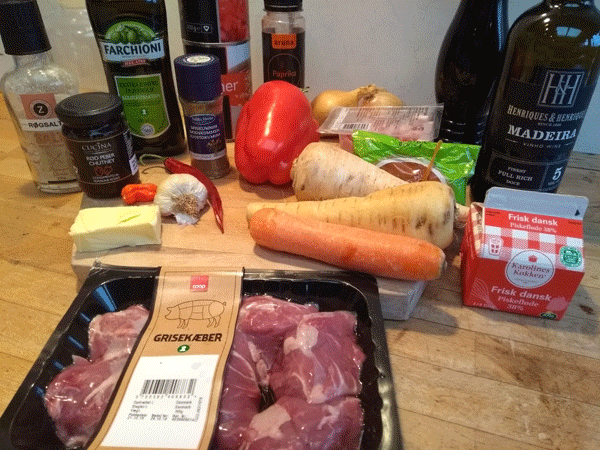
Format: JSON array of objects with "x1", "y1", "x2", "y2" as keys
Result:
[
  {"x1": 248, "y1": 208, "x2": 446, "y2": 281},
  {"x1": 247, "y1": 181, "x2": 455, "y2": 249},
  {"x1": 291, "y1": 141, "x2": 405, "y2": 201}
]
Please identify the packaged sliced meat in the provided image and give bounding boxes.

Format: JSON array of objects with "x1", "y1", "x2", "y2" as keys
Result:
[
  {"x1": 0, "y1": 266, "x2": 400, "y2": 450},
  {"x1": 241, "y1": 396, "x2": 364, "y2": 450},
  {"x1": 43, "y1": 354, "x2": 130, "y2": 448},
  {"x1": 214, "y1": 330, "x2": 262, "y2": 450},
  {"x1": 215, "y1": 296, "x2": 320, "y2": 449},
  {"x1": 270, "y1": 311, "x2": 365, "y2": 404},
  {"x1": 237, "y1": 295, "x2": 319, "y2": 386},
  {"x1": 43, "y1": 305, "x2": 150, "y2": 448},
  {"x1": 88, "y1": 304, "x2": 150, "y2": 361}
]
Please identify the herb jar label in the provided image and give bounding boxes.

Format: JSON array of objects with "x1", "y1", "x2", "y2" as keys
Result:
[
  {"x1": 185, "y1": 113, "x2": 226, "y2": 160},
  {"x1": 114, "y1": 73, "x2": 171, "y2": 138},
  {"x1": 66, "y1": 130, "x2": 138, "y2": 187}
]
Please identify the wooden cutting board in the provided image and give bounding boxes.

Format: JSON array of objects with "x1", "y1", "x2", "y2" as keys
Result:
[{"x1": 70, "y1": 152, "x2": 427, "y2": 321}]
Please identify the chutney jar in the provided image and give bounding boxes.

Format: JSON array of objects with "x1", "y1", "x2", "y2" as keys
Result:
[{"x1": 55, "y1": 92, "x2": 140, "y2": 198}]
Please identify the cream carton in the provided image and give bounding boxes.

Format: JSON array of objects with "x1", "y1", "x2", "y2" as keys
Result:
[{"x1": 461, "y1": 188, "x2": 588, "y2": 320}]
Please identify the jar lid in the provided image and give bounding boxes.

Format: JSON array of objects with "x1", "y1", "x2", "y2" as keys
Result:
[
  {"x1": 264, "y1": 0, "x2": 302, "y2": 12},
  {"x1": 174, "y1": 54, "x2": 223, "y2": 102},
  {"x1": 56, "y1": 92, "x2": 124, "y2": 127},
  {"x1": 0, "y1": 0, "x2": 51, "y2": 55}
]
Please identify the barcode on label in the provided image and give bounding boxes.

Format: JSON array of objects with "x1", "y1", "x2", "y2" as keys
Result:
[
  {"x1": 341, "y1": 123, "x2": 370, "y2": 131},
  {"x1": 140, "y1": 378, "x2": 197, "y2": 396}
]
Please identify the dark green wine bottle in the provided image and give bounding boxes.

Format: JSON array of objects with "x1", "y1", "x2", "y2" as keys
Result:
[
  {"x1": 470, "y1": 0, "x2": 600, "y2": 202},
  {"x1": 435, "y1": 0, "x2": 508, "y2": 145},
  {"x1": 86, "y1": 0, "x2": 186, "y2": 157}
]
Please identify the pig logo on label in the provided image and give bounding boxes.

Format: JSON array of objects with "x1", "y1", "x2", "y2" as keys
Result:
[
  {"x1": 505, "y1": 250, "x2": 555, "y2": 289},
  {"x1": 165, "y1": 300, "x2": 225, "y2": 329}
]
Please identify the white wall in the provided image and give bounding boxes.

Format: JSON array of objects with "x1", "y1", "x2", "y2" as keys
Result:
[{"x1": 2, "y1": 0, "x2": 599, "y2": 154}]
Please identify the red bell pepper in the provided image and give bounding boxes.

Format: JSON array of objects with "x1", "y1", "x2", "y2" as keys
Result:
[{"x1": 234, "y1": 81, "x2": 320, "y2": 185}]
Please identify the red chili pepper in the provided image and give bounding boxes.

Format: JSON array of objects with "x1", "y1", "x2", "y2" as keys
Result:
[
  {"x1": 163, "y1": 158, "x2": 224, "y2": 233},
  {"x1": 121, "y1": 183, "x2": 158, "y2": 205}
]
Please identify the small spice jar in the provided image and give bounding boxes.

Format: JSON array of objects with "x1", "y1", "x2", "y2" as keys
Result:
[
  {"x1": 174, "y1": 54, "x2": 230, "y2": 179},
  {"x1": 55, "y1": 92, "x2": 140, "y2": 198}
]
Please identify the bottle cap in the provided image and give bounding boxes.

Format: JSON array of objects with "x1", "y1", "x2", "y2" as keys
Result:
[
  {"x1": 264, "y1": 0, "x2": 302, "y2": 12},
  {"x1": 174, "y1": 54, "x2": 223, "y2": 102},
  {"x1": 0, "y1": 0, "x2": 51, "y2": 55},
  {"x1": 55, "y1": 92, "x2": 124, "y2": 127}
]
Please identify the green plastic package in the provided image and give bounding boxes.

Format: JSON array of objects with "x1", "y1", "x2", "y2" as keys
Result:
[{"x1": 352, "y1": 131, "x2": 480, "y2": 205}]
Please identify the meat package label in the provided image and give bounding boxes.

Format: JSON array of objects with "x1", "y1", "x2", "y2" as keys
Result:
[
  {"x1": 461, "y1": 188, "x2": 587, "y2": 320},
  {"x1": 88, "y1": 267, "x2": 243, "y2": 450}
]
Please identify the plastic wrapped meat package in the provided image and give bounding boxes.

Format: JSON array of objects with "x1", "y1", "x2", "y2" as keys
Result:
[
  {"x1": 317, "y1": 105, "x2": 444, "y2": 152},
  {"x1": 0, "y1": 264, "x2": 401, "y2": 450},
  {"x1": 216, "y1": 297, "x2": 365, "y2": 450}
]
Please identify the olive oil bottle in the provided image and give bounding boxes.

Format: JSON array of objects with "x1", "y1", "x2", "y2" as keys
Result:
[
  {"x1": 470, "y1": 0, "x2": 600, "y2": 201},
  {"x1": 86, "y1": 0, "x2": 186, "y2": 156}
]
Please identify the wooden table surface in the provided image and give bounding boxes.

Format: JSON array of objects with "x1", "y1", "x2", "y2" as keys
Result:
[{"x1": 1, "y1": 95, "x2": 599, "y2": 450}]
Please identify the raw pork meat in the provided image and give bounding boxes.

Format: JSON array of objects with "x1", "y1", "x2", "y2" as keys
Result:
[
  {"x1": 43, "y1": 354, "x2": 129, "y2": 448},
  {"x1": 214, "y1": 331, "x2": 262, "y2": 450},
  {"x1": 241, "y1": 396, "x2": 364, "y2": 450},
  {"x1": 215, "y1": 296, "x2": 318, "y2": 449},
  {"x1": 44, "y1": 305, "x2": 149, "y2": 448},
  {"x1": 270, "y1": 311, "x2": 365, "y2": 404},
  {"x1": 237, "y1": 296, "x2": 319, "y2": 386},
  {"x1": 88, "y1": 304, "x2": 150, "y2": 361}
]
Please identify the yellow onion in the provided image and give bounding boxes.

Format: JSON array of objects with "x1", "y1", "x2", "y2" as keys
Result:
[
  {"x1": 311, "y1": 85, "x2": 404, "y2": 126},
  {"x1": 357, "y1": 89, "x2": 405, "y2": 107}
]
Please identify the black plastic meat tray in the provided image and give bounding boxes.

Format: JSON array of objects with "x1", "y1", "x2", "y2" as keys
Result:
[{"x1": 0, "y1": 263, "x2": 402, "y2": 450}]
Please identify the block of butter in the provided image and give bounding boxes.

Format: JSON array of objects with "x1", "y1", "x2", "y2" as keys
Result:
[{"x1": 70, "y1": 204, "x2": 162, "y2": 253}]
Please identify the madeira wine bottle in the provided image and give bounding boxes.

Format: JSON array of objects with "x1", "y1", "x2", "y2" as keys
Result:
[
  {"x1": 435, "y1": 0, "x2": 508, "y2": 145},
  {"x1": 86, "y1": 0, "x2": 186, "y2": 156},
  {"x1": 470, "y1": 0, "x2": 600, "y2": 202}
]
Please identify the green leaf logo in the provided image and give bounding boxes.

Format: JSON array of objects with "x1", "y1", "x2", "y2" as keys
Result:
[{"x1": 105, "y1": 21, "x2": 155, "y2": 45}]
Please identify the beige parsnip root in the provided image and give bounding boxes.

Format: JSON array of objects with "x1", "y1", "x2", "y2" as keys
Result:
[
  {"x1": 249, "y1": 208, "x2": 446, "y2": 281},
  {"x1": 247, "y1": 181, "x2": 456, "y2": 249},
  {"x1": 291, "y1": 141, "x2": 468, "y2": 226},
  {"x1": 291, "y1": 142, "x2": 406, "y2": 201}
]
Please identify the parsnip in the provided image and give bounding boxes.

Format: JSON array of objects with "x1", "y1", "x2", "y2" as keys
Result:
[
  {"x1": 247, "y1": 181, "x2": 456, "y2": 249},
  {"x1": 291, "y1": 141, "x2": 469, "y2": 226},
  {"x1": 291, "y1": 142, "x2": 406, "y2": 201}
]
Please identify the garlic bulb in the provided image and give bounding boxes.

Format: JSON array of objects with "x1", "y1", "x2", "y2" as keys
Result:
[{"x1": 154, "y1": 173, "x2": 208, "y2": 225}]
